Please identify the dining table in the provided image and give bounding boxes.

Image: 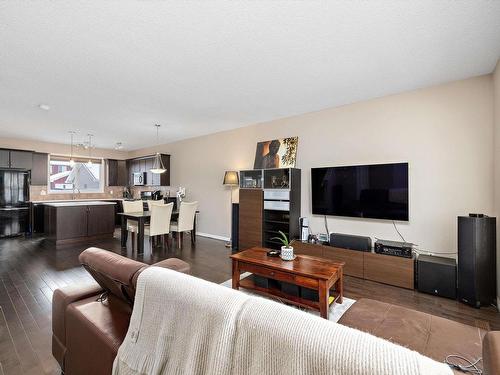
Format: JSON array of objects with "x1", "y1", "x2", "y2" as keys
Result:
[{"x1": 118, "y1": 210, "x2": 199, "y2": 253}]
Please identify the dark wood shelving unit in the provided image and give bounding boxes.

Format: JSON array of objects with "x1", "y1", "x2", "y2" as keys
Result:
[
  {"x1": 262, "y1": 168, "x2": 301, "y2": 250},
  {"x1": 238, "y1": 168, "x2": 301, "y2": 251}
]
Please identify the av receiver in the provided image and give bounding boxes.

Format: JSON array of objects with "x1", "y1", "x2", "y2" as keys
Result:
[{"x1": 374, "y1": 239, "x2": 413, "y2": 258}]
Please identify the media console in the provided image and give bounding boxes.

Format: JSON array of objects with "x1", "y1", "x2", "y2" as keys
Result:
[{"x1": 291, "y1": 240, "x2": 415, "y2": 289}]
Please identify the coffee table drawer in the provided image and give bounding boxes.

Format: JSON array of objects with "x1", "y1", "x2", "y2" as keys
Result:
[{"x1": 240, "y1": 262, "x2": 318, "y2": 288}]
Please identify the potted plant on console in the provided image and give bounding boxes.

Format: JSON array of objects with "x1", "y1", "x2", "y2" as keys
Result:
[{"x1": 272, "y1": 231, "x2": 295, "y2": 261}]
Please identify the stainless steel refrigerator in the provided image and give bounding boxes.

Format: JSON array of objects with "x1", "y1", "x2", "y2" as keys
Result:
[{"x1": 0, "y1": 170, "x2": 30, "y2": 237}]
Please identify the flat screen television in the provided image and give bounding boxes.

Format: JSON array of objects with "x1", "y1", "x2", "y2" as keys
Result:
[{"x1": 311, "y1": 162, "x2": 408, "y2": 221}]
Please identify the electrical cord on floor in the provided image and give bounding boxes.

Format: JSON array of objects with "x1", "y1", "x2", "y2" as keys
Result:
[{"x1": 445, "y1": 355, "x2": 482, "y2": 374}]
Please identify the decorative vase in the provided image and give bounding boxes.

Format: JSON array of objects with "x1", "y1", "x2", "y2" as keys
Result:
[{"x1": 280, "y1": 246, "x2": 294, "y2": 261}]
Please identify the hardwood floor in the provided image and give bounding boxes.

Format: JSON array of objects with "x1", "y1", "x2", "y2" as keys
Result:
[
  {"x1": 0, "y1": 231, "x2": 498, "y2": 374},
  {"x1": 0, "y1": 231, "x2": 232, "y2": 375}
]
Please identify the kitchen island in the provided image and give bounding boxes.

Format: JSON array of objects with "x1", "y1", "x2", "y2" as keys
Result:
[{"x1": 44, "y1": 201, "x2": 116, "y2": 245}]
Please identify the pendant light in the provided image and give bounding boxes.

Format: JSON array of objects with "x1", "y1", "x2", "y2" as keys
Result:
[
  {"x1": 69, "y1": 131, "x2": 76, "y2": 167},
  {"x1": 150, "y1": 124, "x2": 166, "y2": 174},
  {"x1": 87, "y1": 134, "x2": 93, "y2": 166}
]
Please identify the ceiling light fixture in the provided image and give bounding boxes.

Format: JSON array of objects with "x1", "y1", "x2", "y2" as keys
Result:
[
  {"x1": 38, "y1": 104, "x2": 50, "y2": 111},
  {"x1": 115, "y1": 142, "x2": 123, "y2": 150},
  {"x1": 69, "y1": 131, "x2": 76, "y2": 167},
  {"x1": 150, "y1": 124, "x2": 166, "y2": 174}
]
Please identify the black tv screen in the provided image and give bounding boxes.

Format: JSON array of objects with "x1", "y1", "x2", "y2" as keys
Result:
[{"x1": 311, "y1": 162, "x2": 408, "y2": 221}]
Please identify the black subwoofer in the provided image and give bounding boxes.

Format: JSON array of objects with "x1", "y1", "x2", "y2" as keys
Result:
[
  {"x1": 457, "y1": 215, "x2": 496, "y2": 308},
  {"x1": 417, "y1": 255, "x2": 456, "y2": 299}
]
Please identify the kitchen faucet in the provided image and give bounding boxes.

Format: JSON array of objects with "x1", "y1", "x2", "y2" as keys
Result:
[{"x1": 72, "y1": 186, "x2": 80, "y2": 200}]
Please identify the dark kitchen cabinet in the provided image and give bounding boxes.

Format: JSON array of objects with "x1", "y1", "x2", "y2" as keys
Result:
[
  {"x1": 32, "y1": 204, "x2": 45, "y2": 233},
  {"x1": 44, "y1": 203, "x2": 115, "y2": 245},
  {"x1": 31, "y1": 153, "x2": 49, "y2": 185},
  {"x1": 139, "y1": 159, "x2": 147, "y2": 183},
  {"x1": 0, "y1": 149, "x2": 34, "y2": 170},
  {"x1": 129, "y1": 159, "x2": 140, "y2": 186},
  {"x1": 145, "y1": 158, "x2": 153, "y2": 187},
  {"x1": 151, "y1": 168, "x2": 160, "y2": 186},
  {"x1": 117, "y1": 161, "x2": 128, "y2": 186},
  {"x1": 149, "y1": 154, "x2": 170, "y2": 186},
  {"x1": 0, "y1": 150, "x2": 10, "y2": 168},
  {"x1": 108, "y1": 159, "x2": 128, "y2": 186},
  {"x1": 87, "y1": 205, "x2": 115, "y2": 236},
  {"x1": 45, "y1": 206, "x2": 88, "y2": 240},
  {"x1": 104, "y1": 199, "x2": 123, "y2": 225},
  {"x1": 132, "y1": 160, "x2": 140, "y2": 173},
  {"x1": 126, "y1": 160, "x2": 132, "y2": 186},
  {"x1": 131, "y1": 160, "x2": 137, "y2": 171},
  {"x1": 10, "y1": 151, "x2": 33, "y2": 169},
  {"x1": 127, "y1": 154, "x2": 170, "y2": 186},
  {"x1": 158, "y1": 154, "x2": 170, "y2": 186},
  {"x1": 108, "y1": 160, "x2": 118, "y2": 185}
]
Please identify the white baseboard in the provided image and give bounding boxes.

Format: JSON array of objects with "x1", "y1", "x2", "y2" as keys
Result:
[{"x1": 197, "y1": 232, "x2": 230, "y2": 242}]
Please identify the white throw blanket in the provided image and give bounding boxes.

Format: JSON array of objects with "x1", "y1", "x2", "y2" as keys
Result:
[{"x1": 113, "y1": 267, "x2": 452, "y2": 375}]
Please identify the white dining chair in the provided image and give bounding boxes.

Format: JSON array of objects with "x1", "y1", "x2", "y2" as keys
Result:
[
  {"x1": 146, "y1": 200, "x2": 165, "y2": 211},
  {"x1": 144, "y1": 203, "x2": 173, "y2": 249},
  {"x1": 170, "y1": 201, "x2": 198, "y2": 249},
  {"x1": 122, "y1": 200, "x2": 144, "y2": 245}
]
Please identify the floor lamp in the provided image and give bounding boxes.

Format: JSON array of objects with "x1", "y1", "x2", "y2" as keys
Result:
[{"x1": 223, "y1": 171, "x2": 239, "y2": 248}]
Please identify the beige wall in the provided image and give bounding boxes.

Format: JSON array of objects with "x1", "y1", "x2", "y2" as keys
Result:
[
  {"x1": 130, "y1": 75, "x2": 495, "y2": 255},
  {"x1": 493, "y1": 60, "x2": 500, "y2": 303}
]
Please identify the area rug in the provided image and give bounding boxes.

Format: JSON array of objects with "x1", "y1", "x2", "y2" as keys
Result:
[{"x1": 220, "y1": 273, "x2": 356, "y2": 323}]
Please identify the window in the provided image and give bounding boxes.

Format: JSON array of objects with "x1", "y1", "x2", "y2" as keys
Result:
[{"x1": 49, "y1": 156, "x2": 104, "y2": 193}]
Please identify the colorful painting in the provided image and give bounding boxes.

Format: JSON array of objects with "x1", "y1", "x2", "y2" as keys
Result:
[{"x1": 253, "y1": 137, "x2": 298, "y2": 169}]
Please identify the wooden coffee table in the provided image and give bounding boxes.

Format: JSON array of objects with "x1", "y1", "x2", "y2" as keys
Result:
[{"x1": 230, "y1": 247, "x2": 344, "y2": 319}]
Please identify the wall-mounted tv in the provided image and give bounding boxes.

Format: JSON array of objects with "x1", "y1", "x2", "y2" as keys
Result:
[{"x1": 311, "y1": 162, "x2": 408, "y2": 221}]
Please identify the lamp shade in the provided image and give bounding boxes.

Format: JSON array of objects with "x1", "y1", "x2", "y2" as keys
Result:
[
  {"x1": 151, "y1": 152, "x2": 167, "y2": 174},
  {"x1": 223, "y1": 171, "x2": 239, "y2": 186}
]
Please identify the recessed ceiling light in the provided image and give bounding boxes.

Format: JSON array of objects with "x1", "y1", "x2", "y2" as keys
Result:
[{"x1": 38, "y1": 104, "x2": 50, "y2": 111}]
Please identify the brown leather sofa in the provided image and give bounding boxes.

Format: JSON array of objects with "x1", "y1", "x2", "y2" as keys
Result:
[
  {"x1": 338, "y1": 298, "x2": 500, "y2": 375},
  {"x1": 53, "y1": 248, "x2": 499, "y2": 375},
  {"x1": 52, "y1": 248, "x2": 190, "y2": 375}
]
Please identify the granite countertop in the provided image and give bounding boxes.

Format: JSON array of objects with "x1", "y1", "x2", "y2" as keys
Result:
[{"x1": 42, "y1": 201, "x2": 118, "y2": 207}]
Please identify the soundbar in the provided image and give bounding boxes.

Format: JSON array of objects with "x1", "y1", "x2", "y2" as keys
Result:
[
  {"x1": 329, "y1": 233, "x2": 372, "y2": 252},
  {"x1": 374, "y1": 239, "x2": 413, "y2": 258}
]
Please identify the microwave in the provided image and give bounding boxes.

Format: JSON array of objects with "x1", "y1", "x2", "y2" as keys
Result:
[{"x1": 133, "y1": 172, "x2": 146, "y2": 186}]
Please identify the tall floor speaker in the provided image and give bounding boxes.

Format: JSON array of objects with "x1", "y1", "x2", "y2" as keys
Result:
[
  {"x1": 457, "y1": 215, "x2": 496, "y2": 308},
  {"x1": 231, "y1": 203, "x2": 239, "y2": 251}
]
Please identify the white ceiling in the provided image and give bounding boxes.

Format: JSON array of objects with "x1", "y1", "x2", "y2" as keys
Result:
[{"x1": 1, "y1": 1, "x2": 499, "y2": 151}]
